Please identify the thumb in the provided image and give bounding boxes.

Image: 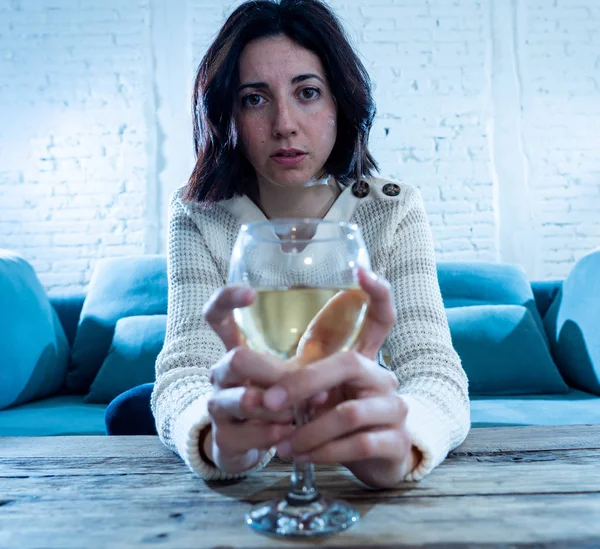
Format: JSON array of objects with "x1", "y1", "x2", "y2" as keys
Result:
[
  {"x1": 296, "y1": 287, "x2": 368, "y2": 366},
  {"x1": 352, "y1": 268, "x2": 396, "y2": 360}
]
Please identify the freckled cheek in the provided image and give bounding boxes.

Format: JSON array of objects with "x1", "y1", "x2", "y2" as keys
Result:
[
  {"x1": 240, "y1": 120, "x2": 258, "y2": 145},
  {"x1": 239, "y1": 120, "x2": 269, "y2": 163}
]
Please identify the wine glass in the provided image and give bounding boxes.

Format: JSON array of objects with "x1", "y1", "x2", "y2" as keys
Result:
[{"x1": 228, "y1": 218, "x2": 371, "y2": 538}]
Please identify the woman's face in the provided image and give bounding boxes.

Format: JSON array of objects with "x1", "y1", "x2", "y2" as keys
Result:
[{"x1": 236, "y1": 34, "x2": 337, "y2": 190}]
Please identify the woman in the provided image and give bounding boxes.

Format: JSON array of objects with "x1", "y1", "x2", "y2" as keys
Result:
[{"x1": 108, "y1": 0, "x2": 470, "y2": 488}]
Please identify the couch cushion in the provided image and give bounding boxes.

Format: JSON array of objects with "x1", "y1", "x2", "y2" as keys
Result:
[
  {"x1": 438, "y1": 262, "x2": 548, "y2": 345},
  {"x1": 470, "y1": 390, "x2": 600, "y2": 427},
  {"x1": 0, "y1": 250, "x2": 70, "y2": 410},
  {"x1": 448, "y1": 305, "x2": 568, "y2": 396},
  {"x1": 437, "y1": 262, "x2": 566, "y2": 395},
  {"x1": 0, "y1": 395, "x2": 107, "y2": 436},
  {"x1": 85, "y1": 315, "x2": 166, "y2": 404},
  {"x1": 543, "y1": 249, "x2": 600, "y2": 396},
  {"x1": 66, "y1": 255, "x2": 167, "y2": 393}
]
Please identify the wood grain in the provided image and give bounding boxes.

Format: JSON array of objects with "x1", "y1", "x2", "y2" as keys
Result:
[
  {"x1": 1, "y1": 449, "x2": 599, "y2": 497},
  {"x1": 0, "y1": 435, "x2": 170, "y2": 458},
  {"x1": 0, "y1": 426, "x2": 599, "y2": 549},
  {"x1": 453, "y1": 424, "x2": 600, "y2": 454},
  {"x1": 0, "y1": 492, "x2": 599, "y2": 549}
]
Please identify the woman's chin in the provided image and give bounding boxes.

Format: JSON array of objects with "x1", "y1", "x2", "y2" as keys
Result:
[{"x1": 259, "y1": 170, "x2": 328, "y2": 189}]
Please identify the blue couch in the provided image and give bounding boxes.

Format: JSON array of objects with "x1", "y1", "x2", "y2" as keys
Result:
[{"x1": 1, "y1": 250, "x2": 599, "y2": 436}]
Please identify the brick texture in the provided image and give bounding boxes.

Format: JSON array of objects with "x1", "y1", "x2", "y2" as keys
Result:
[
  {"x1": 0, "y1": 0, "x2": 153, "y2": 292},
  {"x1": 1, "y1": 0, "x2": 599, "y2": 290},
  {"x1": 519, "y1": 0, "x2": 600, "y2": 279}
]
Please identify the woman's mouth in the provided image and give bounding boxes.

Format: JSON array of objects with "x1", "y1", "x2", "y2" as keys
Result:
[{"x1": 271, "y1": 149, "x2": 307, "y2": 167}]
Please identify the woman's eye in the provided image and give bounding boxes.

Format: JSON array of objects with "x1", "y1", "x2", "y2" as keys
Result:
[
  {"x1": 242, "y1": 94, "x2": 264, "y2": 107},
  {"x1": 300, "y1": 87, "x2": 320, "y2": 100}
]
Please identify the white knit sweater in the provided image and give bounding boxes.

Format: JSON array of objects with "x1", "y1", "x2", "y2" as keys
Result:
[{"x1": 151, "y1": 177, "x2": 470, "y2": 482}]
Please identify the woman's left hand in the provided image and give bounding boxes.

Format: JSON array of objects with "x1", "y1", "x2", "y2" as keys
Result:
[{"x1": 261, "y1": 269, "x2": 422, "y2": 488}]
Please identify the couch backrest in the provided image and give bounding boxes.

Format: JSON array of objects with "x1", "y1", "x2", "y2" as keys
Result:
[
  {"x1": 530, "y1": 280, "x2": 563, "y2": 319},
  {"x1": 49, "y1": 258, "x2": 561, "y2": 350},
  {"x1": 49, "y1": 293, "x2": 86, "y2": 347}
]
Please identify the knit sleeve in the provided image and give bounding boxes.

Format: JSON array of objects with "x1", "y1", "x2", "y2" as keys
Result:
[
  {"x1": 384, "y1": 186, "x2": 470, "y2": 481},
  {"x1": 150, "y1": 192, "x2": 275, "y2": 480}
]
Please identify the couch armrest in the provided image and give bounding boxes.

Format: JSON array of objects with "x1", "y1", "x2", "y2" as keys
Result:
[
  {"x1": 49, "y1": 293, "x2": 86, "y2": 347},
  {"x1": 543, "y1": 249, "x2": 600, "y2": 395}
]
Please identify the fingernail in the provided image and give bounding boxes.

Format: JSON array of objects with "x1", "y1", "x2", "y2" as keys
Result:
[
  {"x1": 264, "y1": 387, "x2": 287, "y2": 410},
  {"x1": 277, "y1": 440, "x2": 292, "y2": 457},
  {"x1": 369, "y1": 271, "x2": 379, "y2": 281},
  {"x1": 313, "y1": 391, "x2": 328, "y2": 403}
]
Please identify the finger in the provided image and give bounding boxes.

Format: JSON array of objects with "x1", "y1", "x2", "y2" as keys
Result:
[
  {"x1": 208, "y1": 386, "x2": 295, "y2": 424},
  {"x1": 213, "y1": 420, "x2": 296, "y2": 454},
  {"x1": 263, "y1": 351, "x2": 399, "y2": 411},
  {"x1": 296, "y1": 288, "x2": 369, "y2": 366},
  {"x1": 353, "y1": 269, "x2": 397, "y2": 360},
  {"x1": 277, "y1": 396, "x2": 407, "y2": 458},
  {"x1": 296, "y1": 428, "x2": 412, "y2": 465},
  {"x1": 308, "y1": 391, "x2": 329, "y2": 408},
  {"x1": 203, "y1": 285, "x2": 256, "y2": 351},
  {"x1": 210, "y1": 346, "x2": 299, "y2": 389},
  {"x1": 306, "y1": 390, "x2": 332, "y2": 422}
]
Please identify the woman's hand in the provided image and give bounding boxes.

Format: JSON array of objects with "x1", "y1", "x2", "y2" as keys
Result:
[
  {"x1": 203, "y1": 286, "x2": 297, "y2": 474},
  {"x1": 261, "y1": 270, "x2": 421, "y2": 488}
]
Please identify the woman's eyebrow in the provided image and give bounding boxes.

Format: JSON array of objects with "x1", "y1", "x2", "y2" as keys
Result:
[
  {"x1": 238, "y1": 81, "x2": 268, "y2": 92},
  {"x1": 238, "y1": 73, "x2": 325, "y2": 92},
  {"x1": 291, "y1": 73, "x2": 325, "y2": 84}
]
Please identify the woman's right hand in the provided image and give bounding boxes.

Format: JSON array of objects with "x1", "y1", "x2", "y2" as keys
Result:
[{"x1": 202, "y1": 285, "x2": 297, "y2": 474}]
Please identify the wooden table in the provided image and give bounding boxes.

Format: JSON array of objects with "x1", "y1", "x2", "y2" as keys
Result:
[{"x1": 1, "y1": 425, "x2": 599, "y2": 548}]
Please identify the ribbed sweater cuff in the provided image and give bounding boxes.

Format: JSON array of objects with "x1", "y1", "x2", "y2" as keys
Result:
[
  {"x1": 173, "y1": 393, "x2": 276, "y2": 481},
  {"x1": 398, "y1": 393, "x2": 452, "y2": 482}
]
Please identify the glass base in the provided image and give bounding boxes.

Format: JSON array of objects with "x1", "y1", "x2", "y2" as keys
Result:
[{"x1": 246, "y1": 496, "x2": 359, "y2": 538}]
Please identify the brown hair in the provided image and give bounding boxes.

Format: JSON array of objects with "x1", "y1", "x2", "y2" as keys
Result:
[{"x1": 184, "y1": 0, "x2": 378, "y2": 204}]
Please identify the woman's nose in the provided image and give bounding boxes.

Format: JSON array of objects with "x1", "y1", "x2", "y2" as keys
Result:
[{"x1": 272, "y1": 101, "x2": 298, "y2": 138}]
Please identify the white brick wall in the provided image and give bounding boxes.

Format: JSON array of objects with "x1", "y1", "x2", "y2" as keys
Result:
[
  {"x1": 519, "y1": 0, "x2": 600, "y2": 279},
  {"x1": 0, "y1": 0, "x2": 155, "y2": 292},
  {"x1": 1, "y1": 0, "x2": 599, "y2": 291}
]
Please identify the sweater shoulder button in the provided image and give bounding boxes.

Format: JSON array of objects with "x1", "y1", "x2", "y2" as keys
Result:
[
  {"x1": 351, "y1": 180, "x2": 370, "y2": 198},
  {"x1": 382, "y1": 183, "x2": 401, "y2": 197}
]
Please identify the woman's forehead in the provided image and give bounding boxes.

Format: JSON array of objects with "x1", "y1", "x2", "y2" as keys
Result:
[{"x1": 239, "y1": 35, "x2": 326, "y2": 84}]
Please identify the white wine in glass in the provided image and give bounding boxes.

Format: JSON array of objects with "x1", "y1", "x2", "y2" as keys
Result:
[
  {"x1": 235, "y1": 286, "x2": 367, "y2": 359},
  {"x1": 229, "y1": 219, "x2": 371, "y2": 538}
]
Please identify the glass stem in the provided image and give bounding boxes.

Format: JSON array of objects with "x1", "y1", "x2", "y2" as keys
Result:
[{"x1": 286, "y1": 403, "x2": 320, "y2": 506}]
